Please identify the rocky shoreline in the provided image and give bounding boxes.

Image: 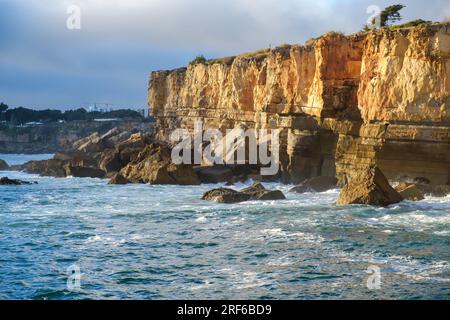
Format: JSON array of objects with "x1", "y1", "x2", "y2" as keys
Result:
[{"x1": 1, "y1": 126, "x2": 449, "y2": 206}]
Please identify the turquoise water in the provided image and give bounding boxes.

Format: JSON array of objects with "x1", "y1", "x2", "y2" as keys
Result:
[{"x1": 0, "y1": 154, "x2": 449, "y2": 300}]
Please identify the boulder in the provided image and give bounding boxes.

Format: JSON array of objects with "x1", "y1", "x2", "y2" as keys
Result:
[
  {"x1": 76, "y1": 133, "x2": 107, "y2": 154},
  {"x1": 337, "y1": 167, "x2": 403, "y2": 206},
  {"x1": 99, "y1": 149, "x2": 123, "y2": 173},
  {"x1": 108, "y1": 173, "x2": 129, "y2": 185},
  {"x1": 165, "y1": 163, "x2": 201, "y2": 185},
  {"x1": 65, "y1": 166, "x2": 106, "y2": 178},
  {"x1": 241, "y1": 183, "x2": 286, "y2": 200},
  {"x1": 202, "y1": 188, "x2": 251, "y2": 204},
  {"x1": 121, "y1": 160, "x2": 200, "y2": 185},
  {"x1": 116, "y1": 133, "x2": 151, "y2": 164},
  {"x1": 0, "y1": 159, "x2": 10, "y2": 170},
  {"x1": 195, "y1": 165, "x2": 234, "y2": 183},
  {"x1": 395, "y1": 183, "x2": 425, "y2": 201},
  {"x1": 290, "y1": 176, "x2": 338, "y2": 193},
  {"x1": 0, "y1": 177, "x2": 35, "y2": 185},
  {"x1": 203, "y1": 183, "x2": 286, "y2": 203}
]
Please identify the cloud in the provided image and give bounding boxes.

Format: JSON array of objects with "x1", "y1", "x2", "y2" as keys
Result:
[{"x1": 0, "y1": 0, "x2": 448, "y2": 108}]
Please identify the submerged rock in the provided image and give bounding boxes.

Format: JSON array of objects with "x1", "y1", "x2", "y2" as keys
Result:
[
  {"x1": 395, "y1": 183, "x2": 425, "y2": 201},
  {"x1": 0, "y1": 159, "x2": 10, "y2": 171},
  {"x1": 337, "y1": 167, "x2": 403, "y2": 206},
  {"x1": 202, "y1": 188, "x2": 251, "y2": 203},
  {"x1": 290, "y1": 176, "x2": 338, "y2": 193},
  {"x1": 0, "y1": 177, "x2": 35, "y2": 185}
]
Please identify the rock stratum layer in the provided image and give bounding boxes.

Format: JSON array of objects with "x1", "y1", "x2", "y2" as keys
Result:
[{"x1": 149, "y1": 24, "x2": 450, "y2": 185}]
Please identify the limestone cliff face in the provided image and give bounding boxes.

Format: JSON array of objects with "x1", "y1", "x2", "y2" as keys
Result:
[
  {"x1": 358, "y1": 25, "x2": 450, "y2": 123},
  {"x1": 149, "y1": 24, "x2": 450, "y2": 185}
]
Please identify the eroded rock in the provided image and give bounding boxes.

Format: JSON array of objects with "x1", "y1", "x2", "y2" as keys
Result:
[
  {"x1": 395, "y1": 183, "x2": 425, "y2": 201},
  {"x1": 337, "y1": 167, "x2": 403, "y2": 206},
  {"x1": 202, "y1": 188, "x2": 251, "y2": 204},
  {"x1": 203, "y1": 183, "x2": 286, "y2": 203},
  {"x1": 0, "y1": 159, "x2": 10, "y2": 171}
]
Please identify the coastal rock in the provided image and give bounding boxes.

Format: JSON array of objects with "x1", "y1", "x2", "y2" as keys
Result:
[
  {"x1": 65, "y1": 166, "x2": 106, "y2": 178},
  {"x1": 108, "y1": 173, "x2": 129, "y2": 185},
  {"x1": 195, "y1": 166, "x2": 234, "y2": 183},
  {"x1": 76, "y1": 133, "x2": 107, "y2": 153},
  {"x1": 415, "y1": 184, "x2": 450, "y2": 197},
  {"x1": 116, "y1": 133, "x2": 151, "y2": 164},
  {"x1": 0, "y1": 159, "x2": 9, "y2": 170},
  {"x1": 203, "y1": 183, "x2": 286, "y2": 203},
  {"x1": 22, "y1": 159, "x2": 68, "y2": 177},
  {"x1": 99, "y1": 149, "x2": 123, "y2": 173},
  {"x1": 241, "y1": 183, "x2": 286, "y2": 200},
  {"x1": 118, "y1": 141, "x2": 200, "y2": 185},
  {"x1": 337, "y1": 167, "x2": 403, "y2": 206},
  {"x1": 0, "y1": 177, "x2": 35, "y2": 185},
  {"x1": 290, "y1": 176, "x2": 338, "y2": 193},
  {"x1": 202, "y1": 188, "x2": 251, "y2": 203},
  {"x1": 395, "y1": 183, "x2": 425, "y2": 201}
]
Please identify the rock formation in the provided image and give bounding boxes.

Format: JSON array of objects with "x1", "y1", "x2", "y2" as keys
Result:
[
  {"x1": 16, "y1": 128, "x2": 201, "y2": 185},
  {"x1": 0, "y1": 159, "x2": 9, "y2": 170},
  {"x1": 202, "y1": 188, "x2": 251, "y2": 204},
  {"x1": 337, "y1": 166, "x2": 403, "y2": 206},
  {"x1": 0, "y1": 177, "x2": 35, "y2": 185},
  {"x1": 148, "y1": 23, "x2": 450, "y2": 188},
  {"x1": 202, "y1": 183, "x2": 286, "y2": 203},
  {"x1": 395, "y1": 183, "x2": 425, "y2": 201}
]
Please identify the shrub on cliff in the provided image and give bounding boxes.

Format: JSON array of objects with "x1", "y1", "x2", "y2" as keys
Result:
[{"x1": 190, "y1": 55, "x2": 207, "y2": 66}]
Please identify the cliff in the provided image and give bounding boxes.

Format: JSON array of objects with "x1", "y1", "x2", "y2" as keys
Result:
[{"x1": 149, "y1": 23, "x2": 450, "y2": 185}]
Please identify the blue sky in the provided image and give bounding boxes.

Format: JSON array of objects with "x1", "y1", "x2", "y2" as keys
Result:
[{"x1": 0, "y1": 0, "x2": 449, "y2": 110}]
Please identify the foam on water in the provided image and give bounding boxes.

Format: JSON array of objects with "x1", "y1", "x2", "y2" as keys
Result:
[{"x1": 0, "y1": 154, "x2": 449, "y2": 299}]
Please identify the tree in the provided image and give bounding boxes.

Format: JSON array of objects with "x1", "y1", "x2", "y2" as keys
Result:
[
  {"x1": 362, "y1": 4, "x2": 405, "y2": 31},
  {"x1": 0, "y1": 102, "x2": 8, "y2": 113},
  {"x1": 380, "y1": 4, "x2": 405, "y2": 27}
]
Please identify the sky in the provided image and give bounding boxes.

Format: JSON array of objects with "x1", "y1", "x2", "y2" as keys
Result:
[{"x1": 0, "y1": 0, "x2": 449, "y2": 110}]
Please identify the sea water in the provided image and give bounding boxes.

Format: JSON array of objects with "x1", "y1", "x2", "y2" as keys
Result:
[{"x1": 0, "y1": 154, "x2": 448, "y2": 299}]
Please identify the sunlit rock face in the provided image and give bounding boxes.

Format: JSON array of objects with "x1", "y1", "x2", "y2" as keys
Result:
[{"x1": 149, "y1": 24, "x2": 450, "y2": 186}]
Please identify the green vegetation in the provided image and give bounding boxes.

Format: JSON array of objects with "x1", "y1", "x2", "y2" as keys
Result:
[
  {"x1": 323, "y1": 31, "x2": 345, "y2": 37},
  {"x1": 362, "y1": 4, "x2": 406, "y2": 31},
  {"x1": 0, "y1": 105, "x2": 144, "y2": 125},
  {"x1": 379, "y1": 4, "x2": 405, "y2": 27},
  {"x1": 0, "y1": 102, "x2": 8, "y2": 113},
  {"x1": 190, "y1": 54, "x2": 207, "y2": 65},
  {"x1": 389, "y1": 19, "x2": 432, "y2": 29}
]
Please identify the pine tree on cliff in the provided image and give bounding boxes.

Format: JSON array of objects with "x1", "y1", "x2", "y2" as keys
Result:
[{"x1": 362, "y1": 4, "x2": 405, "y2": 31}]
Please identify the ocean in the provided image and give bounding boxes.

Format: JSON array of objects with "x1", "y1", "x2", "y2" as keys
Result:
[{"x1": 0, "y1": 154, "x2": 449, "y2": 299}]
